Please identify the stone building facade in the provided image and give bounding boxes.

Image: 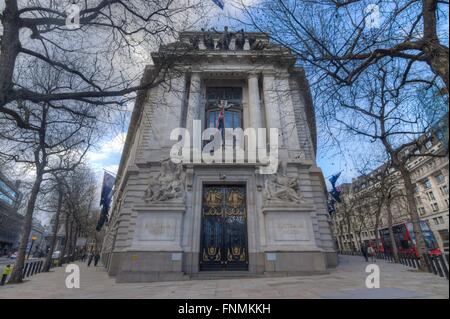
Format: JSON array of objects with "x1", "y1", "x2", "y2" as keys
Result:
[
  {"x1": 0, "y1": 171, "x2": 22, "y2": 255},
  {"x1": 331, "y1": 125, "x2": 449, "y2": 255},
  {"x1": 101, "y1": 30, "x2": 337, "y2": 282}
]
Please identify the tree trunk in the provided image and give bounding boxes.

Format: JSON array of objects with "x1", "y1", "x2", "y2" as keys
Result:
[
  {"x1": 58, "y1": 215, "x2": 70, "y2": 266},
  {"x1": 386, "y1": 199, "x2": 400, "y2": 263},
  {"x1": 374, "y1": 206, "x2": 381, "y2": 254},
  {"x1": 70, "y1": 224, "x2": 79, "y2": 262},
  {"x1": 398, "y1": 163, "x2": 428, "y2": 270},
  {"x1": 422, "y1": 0, "x2": 449, "y2": 92},
  {"x1": 42, "y1": 186, "x2": 63, "y2": 272},
  {"x1": 0, "y1": 0, "x2": 20, "y2": 109},
  {"x1": 66, "y1": 219, "x2": 74, "y2": 263},
  {"x1": 8, "y1": 170, "x2": 43, "y2": 283}
]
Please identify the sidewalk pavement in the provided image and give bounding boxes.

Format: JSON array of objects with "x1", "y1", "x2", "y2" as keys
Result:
[{"x1": 0, "y1": 255, "x2": 448, "y2": 299}]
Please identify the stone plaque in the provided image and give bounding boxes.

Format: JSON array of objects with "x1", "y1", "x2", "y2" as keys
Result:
[
  {"x1": 265, "y1": 211, "x2": 313, "y2": 245},
  {"x1": 266, "y1": 253, "x2": 277, "y2": 261},
  {"x1": 134, "y1": 212, "x2": 181, "y2": 243}
]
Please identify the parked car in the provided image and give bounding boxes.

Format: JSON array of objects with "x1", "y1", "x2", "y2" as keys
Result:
[{"x1": 10, "y1": 252, "x2": 18, "y2": 259}]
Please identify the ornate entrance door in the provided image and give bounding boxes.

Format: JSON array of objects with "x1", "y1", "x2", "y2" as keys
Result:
[{"x1": 200, "y1": 185, "x2": 248, "y2": 271}]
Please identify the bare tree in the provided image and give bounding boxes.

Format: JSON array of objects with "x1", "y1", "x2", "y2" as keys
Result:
[
  {"x1": 57, "y1": 166, "x2": 96, "y2": 265},
  {"x1": 240, "y1": 0, "x2": 449, "y2": 91},
  {"x1": 357, "y1": 161, "x2": 405, "y2": 262},
  {"x1": 1, "y1": 59, "x2": 96, "y2": 283},
  {"x1": 320, "y1": 60, "x2": 447, "y2": 269},
  {"x1": 0, "y1": 0, "x2": 206, "y2": 129}
]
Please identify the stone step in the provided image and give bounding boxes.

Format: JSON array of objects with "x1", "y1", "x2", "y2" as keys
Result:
[{"x1": 190, "y1": 271, "x2": 262, "y2": 280}]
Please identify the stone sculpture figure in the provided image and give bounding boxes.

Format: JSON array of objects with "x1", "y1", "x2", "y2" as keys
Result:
[
  {"x1": 235, "y1": 29, "x2": 246, "y2": 49},
  {"x1": 201, "y1": 28, "x2": 214, "y2": 49},
  {"x1": 219, "y1": 26, "x2": 231, "y2": 50},
  {"x1": 264, "y1": 161, "x2": 304, "y2": 204},
  {"x1": 144, "y1": 159, "x2": 185, "y2": 202}
]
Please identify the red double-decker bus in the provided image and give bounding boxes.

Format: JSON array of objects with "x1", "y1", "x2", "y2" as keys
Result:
[{"x1": 378, "y1": 220, "x2": 441, "y2": 257}]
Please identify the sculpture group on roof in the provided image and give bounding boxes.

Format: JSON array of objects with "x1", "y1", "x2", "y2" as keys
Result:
[{"x1": 189, "y1": 27, "x2": 267, "y2": 51}]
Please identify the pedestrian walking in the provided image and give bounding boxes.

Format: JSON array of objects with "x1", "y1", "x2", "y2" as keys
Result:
[
  {"x1": 87, "y1": 252, "x2": 94, "y2": 267},
  {"x1": 367, "y1": 244, "x2": 376, "y2": 262},
  {"x1": 94, "y1": 252, "x2": 100, "y2": 267},
  {"x1": 1, "y1": 264, "x2": 12, "y2": 286},
  {"x1": 360, "y1": 242, "x2": 369, "y2": 262}
]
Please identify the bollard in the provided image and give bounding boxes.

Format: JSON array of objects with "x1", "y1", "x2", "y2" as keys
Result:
[
  {"x1": 409, "y1": 255, "x2": 415, "y2": 268},
  {"x1": 413, "y1": 255, "x2": 419, "y2": 268},
  {"x1": 433, "y1": 256, "x2": 444, "y2": 278},
  {"x1": 32, "y1": 261, "x2": 38, "y2": 276},
  {"x1": 422, "y1": 254, "x2": 432, "y2": 273},
  {"x1": 26, "y1": 262, "x2": 33, "y2": 277},
  {"x1": 407, "y1": 254, "x2": 413, "y2": 267},
  {"x1": 428, "y1": 255, "x2": 438, "y2": 275},
  {"x1": 29, "y1": 261, "x2": 35, "y2": 276},
  {"x1": 416, "y1": 256, "x2": 421, "y2": 269},
  {"x1": 22, "y1": 263, "x2": 29, "y2": 278},
  {"x1": 30, "y1": 262, "x2": 35, "y2": 276},
  {"x1": 437, "y1": 254, "x2": 449, "y2": 280}
]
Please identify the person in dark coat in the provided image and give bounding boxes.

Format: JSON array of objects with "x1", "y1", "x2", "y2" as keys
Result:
[
  {"x1": 94, "y1": 252, "x2": 100, "y2": 267},
  {"x1": 87, "y1": 252, "x2": 94, "y2": 267},
  {"x1": 360, "y1": 242, "x2": 369, "y2": 262}
]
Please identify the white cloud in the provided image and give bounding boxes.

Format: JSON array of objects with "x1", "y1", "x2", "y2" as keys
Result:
[{"x1": 87, "y1": 132, "x2": 127, "y2": 163}]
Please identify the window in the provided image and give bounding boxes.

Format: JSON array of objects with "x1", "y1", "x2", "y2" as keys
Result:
[
  {"x1": 440, "y1": 185, "x2": 448, "y2": 196},
  {"x1": 438, "y1": 216, "x2": 444, "y2": 224},
  {"x1": 205, "y1": 87, "x2": 242, "y2": 130},
  {"x1": 419, "y1": 207, "x2": 426, "y2": 215},
  {"x1": 427, "y1": 191, "x2": 436, "y2": 201},
  {"x1": 0, "y1": 179, "x2": 18, "y2": 207},
  {"x1": 423, "y1": 178, "x2": 432, "y2": 190},
  {"x1": 414, "y1": 185, "x2": 420, "y2": 193},
  {"x1": 445, "y1": 199, "x2": 449, "y2": 208},
  {"x1": 425, "y1": 141, "x2": 433, "y2": 149},
  {"x1": 431, "y1": 202, "x2": 439, "y2": 212},
  {"x1": 433, "y1": 218, "x2": 439, "y2": 225},
  {"x1": 435, "y1": 173, "x2": 445, "y2": 184}
]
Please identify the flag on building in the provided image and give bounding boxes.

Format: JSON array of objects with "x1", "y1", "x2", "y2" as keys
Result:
[
  {"x1": 96, "y1": 171, "x2": 116, "y2": 231},
  {"x1": 211, "y1": 0, "x2": 225, "y2": 9},
  {"x1": 329, "y1": 172, "x2": 341, "y2": 189},
  {"x1": 329, "y1": 172, "x2": 342, "y2": 203}
]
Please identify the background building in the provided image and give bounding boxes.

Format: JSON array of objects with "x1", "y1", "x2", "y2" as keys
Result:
[
  {"x1": 0, "y1": 171, "x2": 23, "y2": 256},
  {"x1": 331, "y1": 124, "x2": 449, "y2": 255}
]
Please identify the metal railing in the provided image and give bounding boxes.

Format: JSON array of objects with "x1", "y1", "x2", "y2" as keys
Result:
[
  {"x1": 338, "y1": 250, "x2": 449, "y2": 280},
  {"x1": 21, "y1": 258, "x2": 46, "y2": 279}
]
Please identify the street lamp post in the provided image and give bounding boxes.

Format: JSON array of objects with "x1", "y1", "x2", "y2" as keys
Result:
[{"x1": 27, "y1": 236, "x2": 37, "y2": 259}]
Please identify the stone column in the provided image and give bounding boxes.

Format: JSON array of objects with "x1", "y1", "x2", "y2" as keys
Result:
[
  {"x1": 248, "y1": 73, "x2": 262, "y2": 130},
  {"x1": 276, "y1": 74, "x2": 300, "y2": 152},
  {"x1": 248, "y1": 73, "x2": 262, "y2": 162},
  {"x1": 262, "y1": 72, "x2": 282, "y2": 146},
  {"x1": 186, "y1": 72, "x2": 202, "y2": 131}
]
